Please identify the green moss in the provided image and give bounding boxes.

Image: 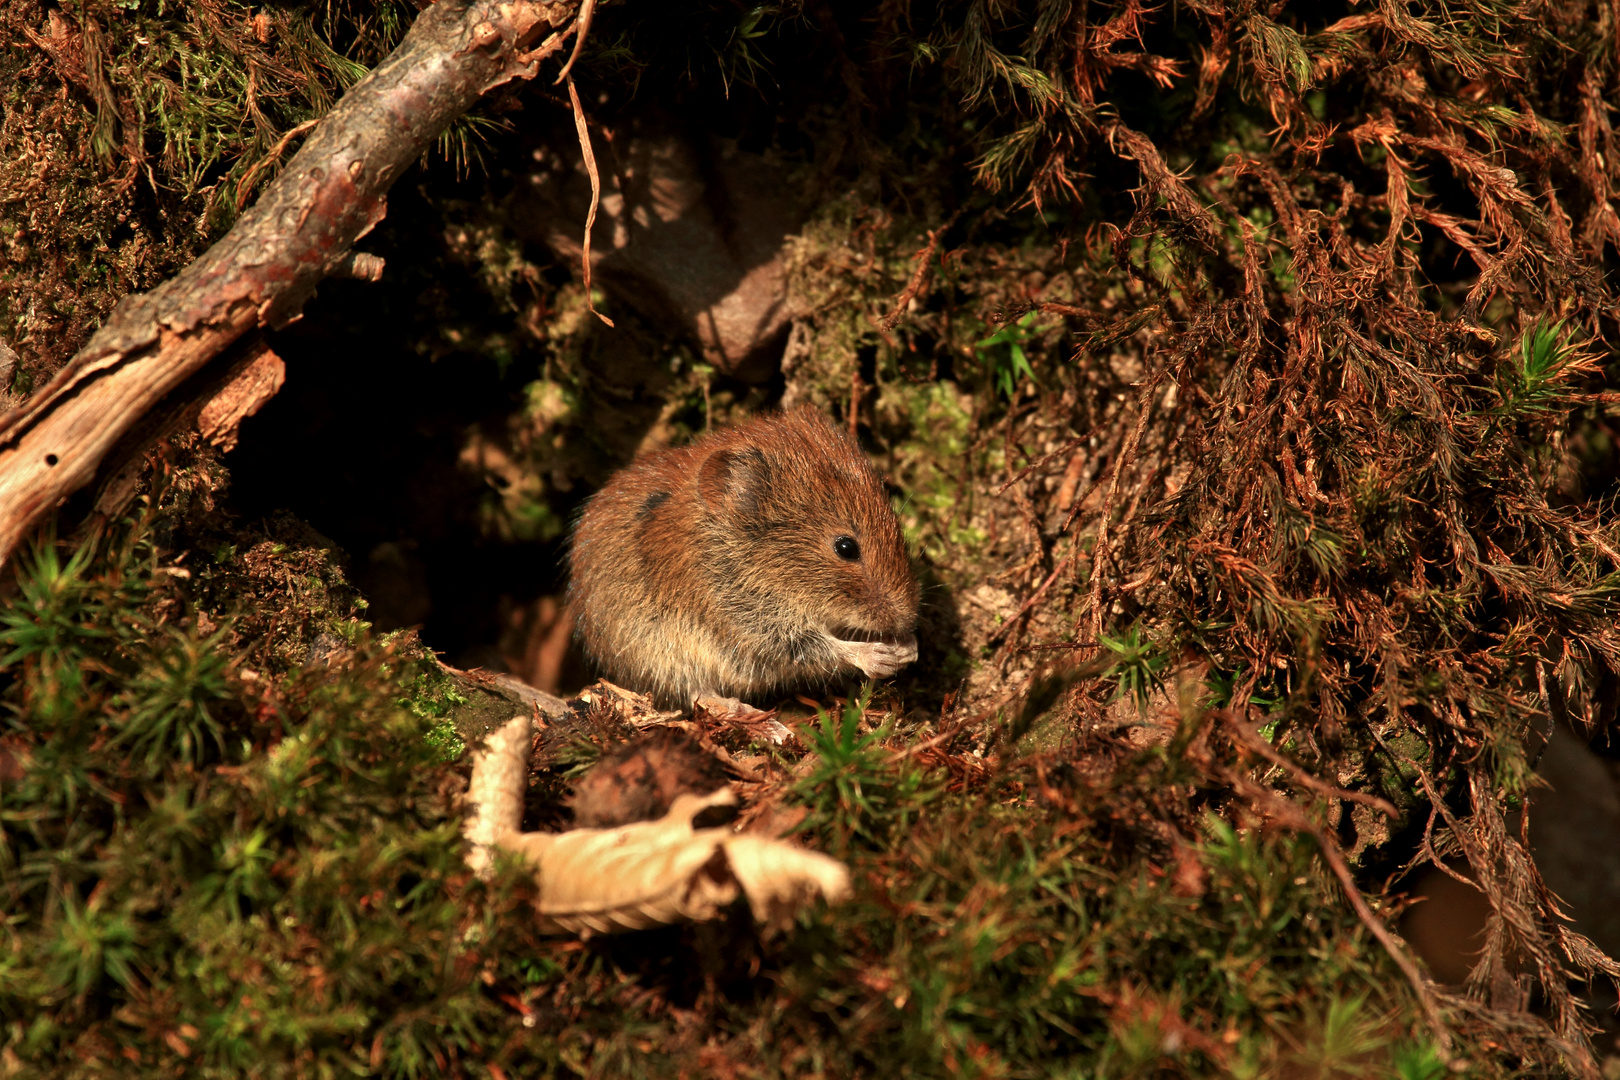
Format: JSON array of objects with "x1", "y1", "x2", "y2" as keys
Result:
[
  {"x1": 882, "y1": 382, "x2": 985, "y2": 566},
  {"x1": 757, "y1": 762, "x2": 1449, "y2": 1079},
  {"x1": 396, "y1": 648, "x2": 471, "y2": 762},
  {"x1": 0, "y1": 522, "x2": 557, "y2": 1075}
]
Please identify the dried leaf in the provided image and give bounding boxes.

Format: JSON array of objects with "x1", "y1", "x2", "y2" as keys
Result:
[
  {"x1": 694, "y1": 693, "x2": 798, "y2": 747},
  {"x1": 576, "y1": 679, "x2": 684, "y2": 728},
  {"x1": 568, "y1": 728, "x2": 732, "y2": 828},
  {"x1": 466, "y1": 716, "x2": 849, "y2": 935},
  {"x1": 462, "y1": 713, "x2": 532, "y2": 877}
]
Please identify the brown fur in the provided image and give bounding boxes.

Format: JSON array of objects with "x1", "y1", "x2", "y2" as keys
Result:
[{"x1": 568, "y1": 408, "x2": 921, "y2": 705}]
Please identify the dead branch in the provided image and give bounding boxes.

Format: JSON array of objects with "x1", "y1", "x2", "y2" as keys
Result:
[
  {"x1": 1088, "y1": 365, "x2": 1165, "y2": 636},
  {"x1": 566, "y1": 74, "x2": 614, "y2": 328},
  {"x1": 0, "y1": 0, "x2": 582, "y2": 566}
]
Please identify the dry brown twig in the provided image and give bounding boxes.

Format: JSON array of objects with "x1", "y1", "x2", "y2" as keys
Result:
[
  {"x1": 994, "y1": 434, "x2": 1089, "y2": 496},
  {"x1": 1411, "y1": 765, "x2": 1619, "y2": 1077},
  {"x1": 566, "y1": 72, "x2": 614, "y2": 329},
  {"x1": 986, "y1": 552, "x2": 1076, "y2": 650},
  {"x1": 1223, "y1": 710, "x2": 1398, "y2": 818},
  {"x1": 552, "y1": 0, "x2": 596, "y2": 85},
  {"x1": 882, "y1": 209, "x2": 963, "y2": 330},
  {"x1": 1088, "y1": 367, "x2": 1165, "y2": 636},
  {"x1": 233, "y1": 117, "x2": 319, "y2": 212},
  {"x1": 0, "y1": 0, "x2": 584, "y2": 567}
]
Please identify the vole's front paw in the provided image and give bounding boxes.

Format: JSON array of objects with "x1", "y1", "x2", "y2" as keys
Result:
[{"x1": 830, "y1": 634, "x2": 919, "y2": 679}]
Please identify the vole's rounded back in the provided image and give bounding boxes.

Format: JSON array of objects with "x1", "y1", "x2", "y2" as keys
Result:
[{"x1": 568, "y1": 408, "x2": 920, "y2": 705}]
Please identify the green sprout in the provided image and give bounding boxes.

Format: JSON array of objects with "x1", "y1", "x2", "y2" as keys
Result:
[
  {"x1": 1494, "y1": 318, "x2": 1597, "y2": 420},
  {"x1": 111, "y1": 626, "x2": 235, "y2": 770},
  {"x1": 793, "y1": 683, "x2": 933, "y2": 848},
  {"x1": 1099, "y1": 624, "x2": 1167, "y2": 710},
  {"x1": 796, "y1": 683, "x2": 888, "y2": 828},
  {"x1": 47, "y1": 893, "x2": 138, "y2": 997},
  {"x1": 975, "y1": 312, "x2": 1040, "y2": 399},
  {"x1": 0, "y1": 540, "x2": 113, "y2": 670},
  {"x1": 1393, "y1": 1041, "x2": 1450, "y2": 1080}
]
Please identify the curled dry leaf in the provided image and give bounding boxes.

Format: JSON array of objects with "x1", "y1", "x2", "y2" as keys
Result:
[
  {"x1": 576, "y1": 679, "x2": 684, "y2": 728},
  {"x1": 465, "y1": 715, "x2": 850, "y2": 935},
  {"x1": 693, "y1": 693, "x2": 798, "y2": 747},
  {"x1": 462, "y1": 714, "x2": 532, "y2": 877}
]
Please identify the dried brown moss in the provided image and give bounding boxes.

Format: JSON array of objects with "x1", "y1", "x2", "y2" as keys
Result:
[
  {"x1": 604, "y1": 0, "x2": 1620, "y2": 1069},
  {"x1": 0, "y1": 0, "x2": 416, "y2": 392}
]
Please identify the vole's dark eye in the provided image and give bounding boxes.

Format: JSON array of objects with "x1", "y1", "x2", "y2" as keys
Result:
[{"x1": 833, "y1": 535, "x2": 861, "y2": 561}]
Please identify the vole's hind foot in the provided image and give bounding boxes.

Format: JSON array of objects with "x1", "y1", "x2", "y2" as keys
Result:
[{"x1": 829, "y1": 634, "x2": 919, "y2": 679}]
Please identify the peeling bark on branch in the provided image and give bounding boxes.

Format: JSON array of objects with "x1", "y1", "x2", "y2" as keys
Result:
[{"x1": 0, "y1": 0, "x2": 582, "y2": 565}]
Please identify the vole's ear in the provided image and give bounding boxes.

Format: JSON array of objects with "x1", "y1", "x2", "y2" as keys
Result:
[{"x1": 698, "y1": 446, "x2": 768, "y2": 517}]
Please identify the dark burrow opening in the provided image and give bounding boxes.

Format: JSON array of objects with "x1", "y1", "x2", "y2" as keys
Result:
[
  {"x1": 224, "y1": 176, "x2": 790, "y2": 696},
  {"x1": 221, "y1": 96, "x2": 828, "y2": 697},
  {"x1": 231, "y1": 271, "x2": 587, "y2": 681}
]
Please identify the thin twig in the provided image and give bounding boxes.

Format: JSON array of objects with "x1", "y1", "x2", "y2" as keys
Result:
[
  {"x1": 987, "y1": 551, "x2": 1076, "y2": 648},
  {"x1": 1230, "y1": 773, "x2": 1452, "y2": 1054},
  {"x1": 893, "y1": 707, "x2": 979, "y2": 761},
  {"x1": 1223, "y1": 710, "x2": 1398, "y2": 817},
  {"x1": 234, "y1": 118, "x2": 319, "y2": 211},
  {"x1": 882, "y1": 209, "x2": 962, "y2": 330},
  {"x1": 567, "y1": 75, "x2": 613, "y2": 329},
  {"x1": 553, "y1": 0, "x2": 596, "y2": 84},
  {"x1": 1059, "y1": 425, "x2": 1126, "y2": 535},
  {"x1": 1089, "y1": 369, "x2": 1165, "y2": 636},
  {"x1": 995, "y1": 434, "x2": 1089, "y2": 496}
]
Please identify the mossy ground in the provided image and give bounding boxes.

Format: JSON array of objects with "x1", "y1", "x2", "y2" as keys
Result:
[
  {"x1": 4, "y1": 0, "x2": 1620, "y2": 1076},
  {"x1": 0, "y1": 516, "x2": 1460, "y2": 1077}
]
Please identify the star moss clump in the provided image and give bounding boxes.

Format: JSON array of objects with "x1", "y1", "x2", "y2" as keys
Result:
[{"x1": 0, "y1": 519, "x2": 552, "y2": 1076}]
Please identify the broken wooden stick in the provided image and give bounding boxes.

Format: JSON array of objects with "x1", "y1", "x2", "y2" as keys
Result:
[{"x1": 0, "y1": 0, "x2": 584, "y2": 566}]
